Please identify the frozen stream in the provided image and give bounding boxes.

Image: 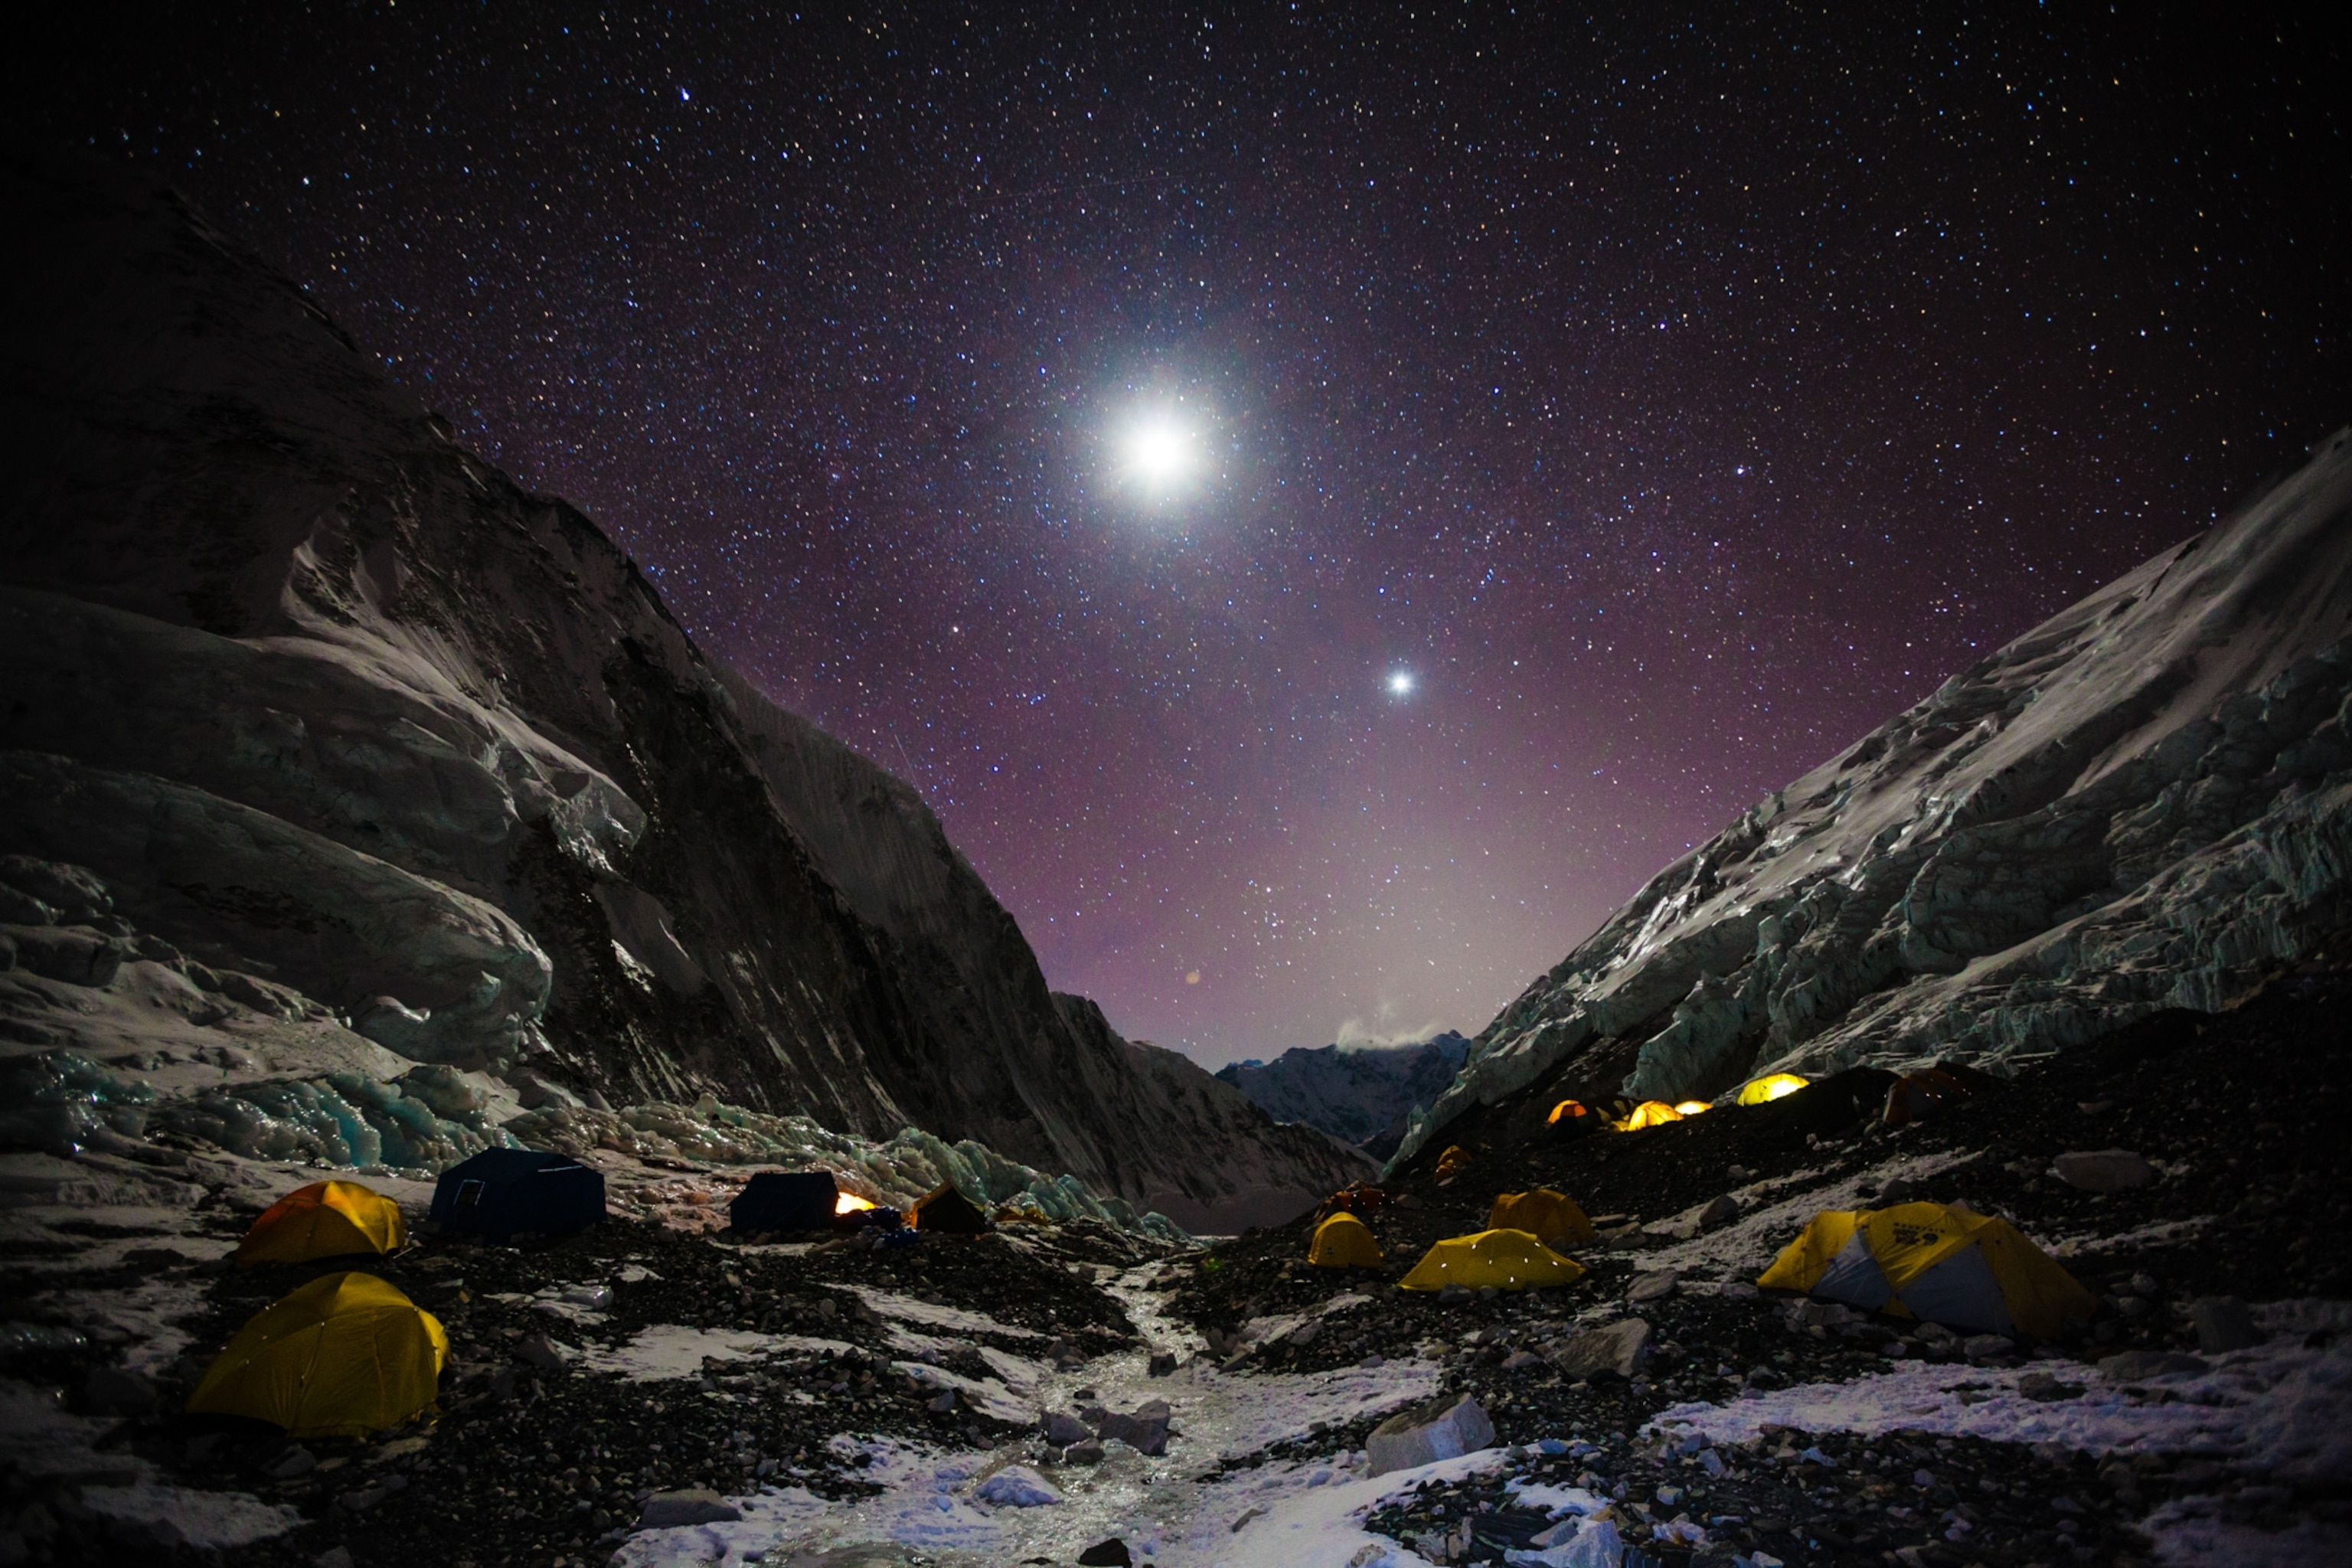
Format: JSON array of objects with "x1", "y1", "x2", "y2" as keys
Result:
[{"x1": 613, "y1": 1261, "x2": 1468, "y2": 1567}]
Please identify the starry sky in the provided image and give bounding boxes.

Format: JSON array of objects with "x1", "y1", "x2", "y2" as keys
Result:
[{"x1": 11, "y1": 5, "x2": 2344, "y2": 1066}]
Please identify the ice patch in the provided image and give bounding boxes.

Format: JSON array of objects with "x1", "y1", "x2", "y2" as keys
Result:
[{"x1": 577, "y1": 1325, "x2": 855, "y2": 1383}]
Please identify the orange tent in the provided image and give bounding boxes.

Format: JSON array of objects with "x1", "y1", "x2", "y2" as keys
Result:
[
  {"x1": 1487, "y1": 1189, "x2": 1596, "y2": 1250},
  {"x1": 1614, "y1": 1101, "x2": 1685, "y2": 1132},
  {"x1": 237, "y1": 1181, "x2": 406, "y2": 1269}
]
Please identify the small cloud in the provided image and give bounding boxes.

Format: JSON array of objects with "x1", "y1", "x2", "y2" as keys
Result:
[{"x1": 1331, "y1": 1015, "x2": 1454, "y2": 1050}]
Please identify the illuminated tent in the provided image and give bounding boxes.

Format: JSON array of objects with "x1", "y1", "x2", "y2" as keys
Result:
[
  {"x1": 912, "y1": 1182, "x2": 990, "y2": 1235},
  {"x1": 1400, "y1": 1229, "x2": 1586, "y2": 1293},
  {"x1": 1757, "y1": 1201, "x2": 2096, "y2": 1339},
  {"x1": 1614, "y1": 1100, "x2": 1685, "y2": 1132},
  {"x1": 730, "y1": 1171, "x2": 840, "y2": 1234},
  {"x1": 1545, "y1": 1099, "x2": 1600, "y2": 1138},
  {"x1": 1737, "y1": 1073, "x2": 1810, "y2": 1106},
  {"x1": 1673, "y1": 1100, "x2": 1713, "y2": 1117},
  {"x1": 186, "y1": 1272, "x2": 447, "y2": 1438},
  {"x1": 1308, "y1": 1211, "x2": 1385, "y2": 1269},
  {"x1": 1486, "y1": 1189, "x2": 1596, "y2": 1250},
  {"x1": 428, "y1": 1148, "x2": 605, "y2": 1241},
  {"x1": 237, "y1": 1181, "x2": 405, "y2": 1268}
]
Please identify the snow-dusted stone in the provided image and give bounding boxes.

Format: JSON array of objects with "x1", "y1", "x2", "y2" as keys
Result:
[
  {"x1": 1552, "y1": 1318, "x2": 1651, "y2": 1380},
  {"x1": 974, "y1": 1465, "x2": 1062, "y2": 1507},
  {"x1": 1092, "y1": 1398, "x2": 1171, "y2": 1455},
  {"x1": 1042, "y1": 1411, "x2": 1090, "y2": 1445},
  {"x1": 1366, "y1": 1392, "x2": 1496, "y2": 1476},
  {"x1": 2052, "y1": 1149, "x2": 2156, "y2": 1191},
  {"x1": 1505, "y1": 1515, "x2": 1625, "y2": 1566},
  {"x1": 1628, "y1": 1271, "x2": 1680, "y2": 1305},
  {"x1": 637, "y1": 1489, "x2": 740, "y2": 1527}
]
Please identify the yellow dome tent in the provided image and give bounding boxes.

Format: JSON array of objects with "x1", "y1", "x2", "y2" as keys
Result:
[
  {"x1": 1486, "y1": 1189, "x2": 1596, "y2": 1250},
  {"x1": 1757, "y1": 1201, "x2": 2096, "y2": 1340},
  {"x1": 1434, "y1": 1145, "x2": 1474, "y2": 1181},
  {"x1": 186, "y1": 1272, "x2": 448, "y2": 1438},
  {"x1": 1614, "y1": 1100, "x2": 1684, "y2": 1131},
  {"x1": 1737, "y1": 1073, "x2": 1809, "y2": 1106},
  {"x1": 1400, "y1": 1229, "x2": 1585, "y2": 1293},
  {"x1": 236, "y1": 1181, "x2": 406, "y2": 1268},
  {"x1": 1308, "y1": 1210, "x2": 1385, "y2": 1269}
]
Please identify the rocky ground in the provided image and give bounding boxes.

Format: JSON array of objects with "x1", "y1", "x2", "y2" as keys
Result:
[{"x1": 3, "y1": 969, "x2": 2349, "y2": 1566}]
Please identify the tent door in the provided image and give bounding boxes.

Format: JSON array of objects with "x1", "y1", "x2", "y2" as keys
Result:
[
  {"x1": 1812, "y1": 1231, "x2": 1897, "y2": 1312},
  {"x1": 456, "y1": 1179, "x2": 485, "y2": 1210}
]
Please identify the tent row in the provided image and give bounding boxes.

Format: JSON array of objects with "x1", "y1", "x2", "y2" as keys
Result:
[{"x1": 1301, "y1": 1179, "x2": 2097, "y2": 1341}]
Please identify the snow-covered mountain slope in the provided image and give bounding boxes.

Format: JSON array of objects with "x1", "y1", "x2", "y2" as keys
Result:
[
  {"x1": 1398, "y1": 429, "x2": 2352, "y2": 1166},
  {"x1": 1216, "y1": 1033, "x2": 1470, "y2": 1155},
  {"x1": 0, "y1": 149, "x2": 1360, "y2": 1225}
]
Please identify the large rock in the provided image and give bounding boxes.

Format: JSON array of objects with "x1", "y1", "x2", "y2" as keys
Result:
[
  {"x1": 1396, "y1": 430, "x2": 2352, "y2": 1163},
  {"x1": 2052, "y1": 1150, "x2": 2157, "y2": 1193},
  {"x1": 1087, "y1": 1398, "x2": 1171, "y2": 1456},
  {"x1": 1551, "y1": 1318, "x2": 1651, "y2": 1380},
  {"x1": 1365, "y1": 1392, "x2": 1496, "y2": 1476}
]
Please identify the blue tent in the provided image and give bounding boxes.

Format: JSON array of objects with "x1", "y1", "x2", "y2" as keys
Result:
[
  {"x1": 730, "y1": 1171, "x2": 838, "y2": 1235},
  {"x1": 429, "y1": 1149, "x2": 604, "y2": 1240}
]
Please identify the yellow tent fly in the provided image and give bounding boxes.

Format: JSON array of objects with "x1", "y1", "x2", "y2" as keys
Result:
[
  {"x1": 1614, "y1": 1100, "x2": 1684, "y2": 1132},
  {"x1": 236, "y1": 1181, "x2": 406, "y2": 1268},
  {"x1": 187, "y1": 1272, "x2": 448, "y2": 1439},
  {"x1": 1736, "y1": 1073, "x2": 1810, "y2": 1106},
  {"x1": 1400, "y1": 1229, "x2": 1585, "y2": 1293},
  {"x1": 1757, "y1": 1201, "x2": 2096, "y2": 1340},
  {"x1": 1434, "y1": 1145, "x2": 1475, "y2": 1181},
  {"x1": 1308, "y1": 1211, "x2": 1385, "y2": 1269},
  {"x1": 1486, "y1": 1189, "x2": 1596, "y2": 1250}
]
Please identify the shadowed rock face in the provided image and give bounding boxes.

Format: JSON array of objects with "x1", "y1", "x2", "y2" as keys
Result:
[
  {"x1": 1399, "y1": 428, "x2": 2352, "y2": 1167},
  {"x1": 0, "y1": 149, "x2": 1351, "y2": 1214}
]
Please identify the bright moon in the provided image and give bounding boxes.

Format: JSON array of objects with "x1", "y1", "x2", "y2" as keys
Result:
[
  {"x1": 1387, "y1": 670, "x2": 1416, "y2": 696},
  {"x1": 1114, "y1": 409, "x2": 1199, "y2": 498}
]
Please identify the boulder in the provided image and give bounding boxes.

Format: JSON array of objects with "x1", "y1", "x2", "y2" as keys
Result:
[
  {"x1": 2051, "y1": 1149, "x2": 2156, "y2": 1192},
  {"x1": 1147, "y1": 1351, "x2": 1178, "y2": 1376},
  {"x1": 512, "y1": 1333, "x2": 571, "y2": 1370},
  {"x1": 1092, "y1": 1398, "x2": 1171, "y2": 1455},
  {"x1": 1962, "y1": 1334, "x2": 2014, "y2": 1362},
  {"x1": 1365, "y1": 1392, "x2": 1495, "y2": 1477},
  {"x1": 974, "y1": 1465, "x2": 1061, "y2": 1506},
  {"x1": 1551, "y1": 1318, "x2": 1651, "y2": 1380},
  {"x1": 1076, "y1": 1541, "x2": 1133, "y2": 1567},
  {"x1": 2190, "y1": 1296, "x2": 2263, "y2": 1353},
  {"x1": 1043, "y1": 1411, "x2": 1091, "y2": 1446},
  {"x1": 639, "y1": 1489, "x2": 742, "y2": 1527},
  {"x1": 1627, "y1": 1271, "x2": 1679, "y2": 1305},
  {"x1": 1697, "y1": 1194, "x2": 1741, "y2": 1230}
]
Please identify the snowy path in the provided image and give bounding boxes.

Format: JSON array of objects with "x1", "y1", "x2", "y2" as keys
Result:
[{"x1": 614, "y1": 1263, "x2": 1460, "y2": 1567}]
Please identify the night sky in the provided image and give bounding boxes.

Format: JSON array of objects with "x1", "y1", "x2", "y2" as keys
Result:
[{"x1": 11, "y1": 6, "x2": 2344, "y2": 1065}]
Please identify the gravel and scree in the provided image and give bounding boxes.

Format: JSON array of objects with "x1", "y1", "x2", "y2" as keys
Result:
[{"x1": 4, "y1": 968, "x2": 2347, "y2": 1566}]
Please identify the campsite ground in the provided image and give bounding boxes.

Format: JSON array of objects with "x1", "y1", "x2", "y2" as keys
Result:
[{"x1": 2, "y1": 972, "x2": 2348, "y2": 1566}]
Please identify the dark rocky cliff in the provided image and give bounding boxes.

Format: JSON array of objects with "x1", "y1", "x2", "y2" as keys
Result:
[{"x1": 0, "y1": 149, "x2": 1358, "y2": 1222}]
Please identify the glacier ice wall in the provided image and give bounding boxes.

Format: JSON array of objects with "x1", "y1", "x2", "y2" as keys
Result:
[{"x1": 1396, "y1": 430, "x2": 2352, "y2": 1168}]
